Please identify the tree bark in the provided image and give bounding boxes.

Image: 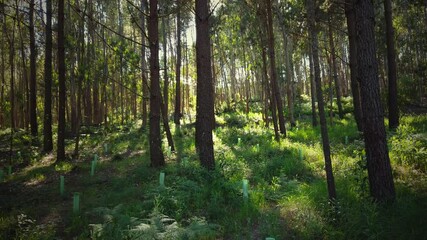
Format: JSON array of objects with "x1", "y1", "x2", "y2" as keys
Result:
[
  {"x1": 384, "y1": 0, "x2": 399, "y2": 130},
  {"x1": 0, "y1": 5, "x2": 4, "y2": 129},
  {"x1": 174, "y1": 1, "x2": 182, "y2": 125},
  {"x1": 308, "y1": 47, "x2": 318, "y2": 127},
  {"x1": 306, "y1": 0, "x2": 337, "y2": 201},
  {"x1": 43, "y1": 0, "x2": 53, "y2": 152},
  {"x1": 29, "y1": 0, "x2": 38, "y2": 137},
  {"x1": 149, "y1": 0, "x2": 165, "y2": 168},
  {"x1": 18, "y1": 17, "x2": 28, "y2": 130},
  {"x1": 354, "y1": 0, "x2": 395, "y2": 202},
  {"x1": 141, "y1": 0, "x2": 148, "y2": 129},
  {"x1": 284, "y1": 35, "x2": 296, "y2": 127},
  {"x1": 328, "y1": 17, "x2": 344, "y2": 119},
  {"x1": 57, "y1": 0, "x2": 66, "y2": 162},
  {"x1": 89, "y1": 0, "x2": 100, "y2": 125},
  {"x1": 7, "y1": 14, "x2": 16, "y2": 164},
  {"x1": 195, "y1": 0, "x2": 215, "y2": 170},
  {"x1": 345, "y1": 0, "x2": 363, "y2": 132},
  {"x1": 162, "y1": 17, "x2": 169, "y2": 117},
  {"x1": 266, "y1": 0, "x2": 286, "y2": 136}
]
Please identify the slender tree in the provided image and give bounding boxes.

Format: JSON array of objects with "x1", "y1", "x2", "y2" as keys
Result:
[
  {"x1": 328, "y1": 16, "x2": 344, "y2": 119},
  {"x1": 308, "y1": 47, "x2": 318, "y2": 127},
  {"x1": 306, "y1": 0, "x2": 337, "y2": 201},
  {"x1": 174, "y1": 0, "x2": 182, "y2": 125},
  {"x1": 1, "y1": 2, "x2": 6, "y2": 129},
  {"x1": 354, "y1": 0, "x2": 395, "y2": 202},
  {"x1": 57, "y1": 0, "x2": 66, "y2": 162},
  {"x1": 7, "y1": 9, "x2": 16, "y2": 164},
  {"x1": 149, "y1": 0, "x2": 165, "y2": 167},
  {"x1": 344, "y1": 0, "x2": 363, "y2": 132},
  {"x1": 266, "y1": 0, "x2": 286, "y2": 137},
  {"x1": 195, "y1": 0, "x2": 215, "y2": 170},
  {"x1": 43, "y1": 0, "x2": 53, "y2": 152},
  {"x1": 141, "y1": 0, "x2": 148, "y2": 129},
  {"x1": 384, "y1": 0, "x2": 399, "y2": 130},
  {"x1": 162, "y1": 17, "x2": 169, "y2": 115},
  {"x1": 29, "y1": 0, "x2": 38, "y2": 137}
]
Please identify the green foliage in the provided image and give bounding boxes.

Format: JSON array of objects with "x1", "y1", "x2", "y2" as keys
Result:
[
  {"x1": 223, "y1": 113, "x2": 248, "y2": 128},
  {"x1": 390, "y1": 117, "x2": 427, "y2": 171},
  {"x1": 0, "y1": 214, "x2": 55, "y2": 240},
  {"x1": 2, "y1": 113, "x2": 427, "y2": 239},
  {"x1": 55, "y1": 162, "x2": 74, "y2": 173},
  {"x1": 88, "y1": 204, "x2": 222, "y2": 240}
]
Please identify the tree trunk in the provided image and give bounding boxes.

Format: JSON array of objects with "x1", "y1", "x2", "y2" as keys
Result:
[
  {"x1": 149, "y1": 0, "x2": 165, "y2": 167},
  {"x1": 74, "y1": 0, "x2": 85, "y2": 157},
  {"x1": 43, "y1": 0, "x2": 53, "y2": 152},
  {"x1": 195, "y1": 0, "x2": 215, "y2": 170},
  {"x1": 0, "y1": 6, "x2": 4, "y2": 129},
  {"x1": 118, "y1": 0, "x2": 124, "y2": 125},
  {"x1": 306, "y1": 0, "x2": 337, "y2": 201},
  {"x1": 284, "y1": 35, "x2": 296, "y2": 127},
  {"x1": 263, "y1": 44, "x2": 279, "y2": 140},
  {"x1": 29, "y1": 0, "x2": 38, "y2": 137},
  {"x1": 57, "y1": 0, "x2": 66, "y2": 162},
  {"x1": 354, "y1": 0, "x2": 395, "y2": 202},
  {"x1": 90, "y1": 0, "x2": 100, "y2": 125},
  {"x1": 328, "y1": 17, "x2": 344, "y2": 119},
  {"x1": 102, "y1": 26, "x2": 108, "y2": 125},
  {"x1": 141, "y1": 0, "x2": 148, "y2": 129},
  {"x1": 162, "y1": 17, "x2": 169, "y2": 117},
  {"x1": 266, "y1": 0, "x2": 286, "y2": 136},
  {"x1": 230, "y1": 52, "x2": 237, "y2": 102},
  {"x1": 7, "y1": 15, "x2": 16, "y2": 164},
  {"x1": 345, "y1": 0, "x2": 363, "y2": 132},
  {"x1": 161, "y1": 97, "x2": 175, "y2": 151},
  {"x1": 18, "y1": 18, "x2": 28, "y2": 130},
  {"x1": 309, "y1": 48, "x2": 318, "y2": 127},
  {"x1": 384, "y1": 0, "x2": 399, "y2": 130},
  {"x1": 174, "y1": 1, "x2": 182, "y2": 125}
]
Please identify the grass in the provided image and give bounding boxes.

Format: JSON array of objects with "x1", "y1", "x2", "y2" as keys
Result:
[{"x1": 1, "y1": 109, "x2": 427, "y2": 239}]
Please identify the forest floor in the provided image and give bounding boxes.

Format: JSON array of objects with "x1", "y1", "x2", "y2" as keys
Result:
[{"x1": 1, "y1": 108, "x2": 427, "y2": 239}]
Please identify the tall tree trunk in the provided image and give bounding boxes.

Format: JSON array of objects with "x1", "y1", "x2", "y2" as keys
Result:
[
  {"x1": 74, "y1": 18, "x2": 85, "y2": 157},
  {"x1": 266, "y1": 0, "x2": 286, "y2": 136},
  {"x1": 18, "y1": 18, "x2": 28, "y2": 130},
  {"x1": 102, "y1": 26, "x2": 108, "y2": 125},
  {"x1": 384, "y1": 0, "x2": 399, "y2": 130},
  {"x1": 7, "y1": 15, "x2": 16, "y2": 164},
  {"x1": 328, "y1": 17, "x2": 344, "y2": 119},
  {"x1": 230, "y1": 52, "x2": 237, "y2": 102},
  {"x1": 162, "y1": 17, "x2": 169, "y2": 116},
  {"x1": 161, "y1": 97, "x2": 175, "y2": 151},
  {"x1": 29, "y1": 0, "x2": 38, "y2": 137},
  {"x1": 195, "y1": 0, "x2": 215, "y2": 170},
  {"x1": 185, "y1": 41, "x2": 190, "y2": 116},
  {"x1": 345, "y1": 0, "x2": 363, "y2": 132},
  {"x1": 309, "y1": 48, "x2": 318, "y2": 127},
  {"x1": 174, "y1": 1, "x2": 182, "y2": 125},
  {"x1": 149, "y1": 0, "x2": 165, "y2": 167},
  {"x1": 354, "y1": 0, "x2": 395, "y2": 202},
  {"x1": 306, "y1": 0, "x2": 337, "y2": 201},
  {"x1": 43, "y1": 0, "x2": 53, "y2": 152},
  {"x1": 118, "y1": 0, "x2": 124, "y2": 124},
  {"x1": 141, "y1": 0, "x2": 148, "y2": 129},
  {"x1": 0, "y1": 5, "x2": 4, "y2": 129},
  {"x1": 90, "y1": 0, "x2": 99, "y2": 125},
  {"x1": 284, "y1": 35, "x2": 296, "y2": 127},
  {"x1": 57, "y1": 0, "x2": 66, "y2": 162},
  {"x1": 263, "y1": 43, "x2": 279, "y2": 139}
]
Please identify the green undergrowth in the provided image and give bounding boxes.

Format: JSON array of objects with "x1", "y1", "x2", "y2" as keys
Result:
[{"x1": 1, "y1": 113, "x2": 427, "y2": 239}]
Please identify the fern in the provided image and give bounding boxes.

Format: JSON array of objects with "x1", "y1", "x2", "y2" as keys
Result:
[{"x1": 88, "y1": 205, "x2": 222, "y2": 240}]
